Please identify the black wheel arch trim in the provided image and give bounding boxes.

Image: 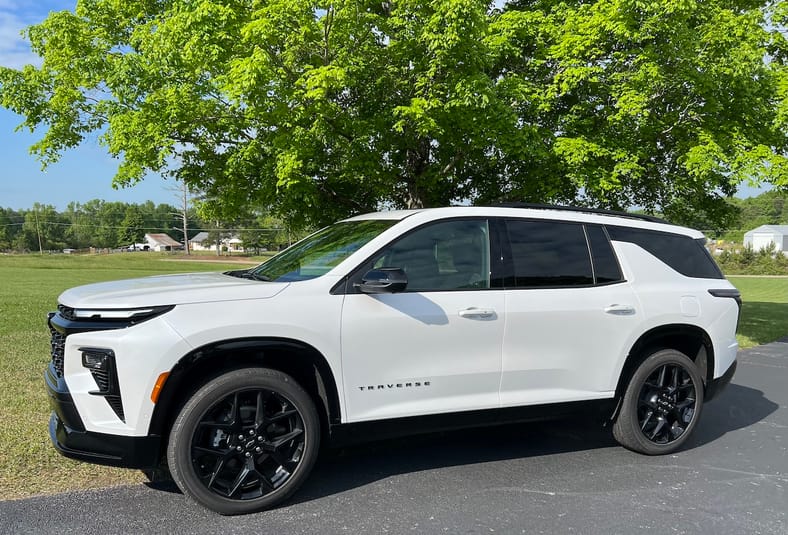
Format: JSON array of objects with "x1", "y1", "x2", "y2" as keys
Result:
[
  {"x1": 610, "y1": 323, "x2": 715, "y2": 420},
  {"x1": 148, "y1": 337, "x2": 342, "y2": 444}
]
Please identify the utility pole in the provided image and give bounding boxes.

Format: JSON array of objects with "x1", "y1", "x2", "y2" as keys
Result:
[
  {"x1": 181, "y1": 181, "x2": 190, "y2": 256},
  {"x1": 34, "y1": 207, "x2": 43, "y2": 255}
]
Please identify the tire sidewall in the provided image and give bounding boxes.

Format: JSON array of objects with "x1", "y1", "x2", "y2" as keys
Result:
[
  {"x1": 167, "y1": 367, "x2": 320, "y2": 515},
  {"x1": 617, "y1": 350, "x2": 705, "y2": 455}
]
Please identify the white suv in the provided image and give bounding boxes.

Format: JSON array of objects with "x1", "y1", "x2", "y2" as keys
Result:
[{"x1": 45, "y1": 205, "x2": 740, "y2": 514}]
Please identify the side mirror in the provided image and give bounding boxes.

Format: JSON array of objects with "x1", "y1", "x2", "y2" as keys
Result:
[{"x1": 354, "y1": 267, "x2": 408, "y2": 294}]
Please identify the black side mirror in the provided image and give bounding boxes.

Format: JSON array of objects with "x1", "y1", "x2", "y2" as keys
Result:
[{"x1": 354, "y1": 267, "x2": 408, "y2": 294}]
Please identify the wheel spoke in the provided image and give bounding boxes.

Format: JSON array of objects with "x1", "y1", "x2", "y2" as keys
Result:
[
  {"x1": 268, "y1": 408, "x2": 299, "y2": 423},
  {"x1": 230, "y1": 392, "x2": 242, "y2": 427},
  {"x1": 639, "y1": 397, "x2": 657, "y2": 410},
  {"x1": 649, "y1": 417, "x2": 666, "y2": 440},
  {"x1": 197, "y1": 420, "x2": 235, "y2": 430},
  {"x1": 270, "y1": 428, "x2": 304, "y2": 450},
  {"x1": 207, "y1": 457, "x2": 226, "y2": 489},
  {"x1": 255, "y1": 390, "x2": 271, "y2": 427},
  {"x1": 657, "y1": 365, "x2": 667, "y2": 387},
  {"x1": 670, "y1": 366, "x2": 679, "y2": 391},
  {"x1": 228, "y1": 465, "x2": 252, "y2": 498},
  {"x1": 640, "y1": 410, "x2": 654, "y2": 430},
  {"x1": 193, "y1": 445, "x2": 227, "y2": 457}
]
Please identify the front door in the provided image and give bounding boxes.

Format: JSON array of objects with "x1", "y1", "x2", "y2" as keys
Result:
[{"x1": 340, "y1": 219, "x2": 505, "y2": 422}]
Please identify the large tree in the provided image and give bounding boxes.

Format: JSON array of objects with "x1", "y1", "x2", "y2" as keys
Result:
[{"x1": 1, "y1": 0, "x2": 786, "y2": 227}]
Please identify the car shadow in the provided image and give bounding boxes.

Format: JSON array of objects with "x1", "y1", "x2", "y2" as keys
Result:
[
  {"x1": 145, "y1": 383, "x2": 778, "y2": 505},
  {"x1": 292, "y1": 383, "x2": 777, "y2": 505},
  {"x1": 687, "y1": 383, "x2": 779, "y2": 449}
]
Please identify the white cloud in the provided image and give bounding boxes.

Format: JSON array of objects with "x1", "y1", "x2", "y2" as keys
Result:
[
  {"x1": 0, "y1": 1, "x2": 75, "y2": 69},
  {"x1": 0, "y1": 8, "x2": 40, "y2": 68}
]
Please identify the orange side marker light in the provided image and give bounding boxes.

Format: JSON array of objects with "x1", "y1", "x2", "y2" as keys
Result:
[{"x1": 151, "y1": 372, "x2": 170, "y2": 404}]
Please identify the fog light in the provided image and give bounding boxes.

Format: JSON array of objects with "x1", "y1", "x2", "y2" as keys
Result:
[{"x1": 82, "y1": 351, "x2": 110, "y2": 371}]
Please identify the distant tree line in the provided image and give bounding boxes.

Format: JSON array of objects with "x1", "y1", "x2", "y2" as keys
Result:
[{"x1": 0, "y1": 200, "x2": 297, "y2": 253}]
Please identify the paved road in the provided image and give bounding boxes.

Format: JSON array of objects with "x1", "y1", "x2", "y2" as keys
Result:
[{"x1": 2, "y1": 341, "x2": 786, "y2": 535}]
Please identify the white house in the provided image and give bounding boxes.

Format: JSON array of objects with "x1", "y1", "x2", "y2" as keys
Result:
[
  {"x1": 743, "y1": 225, "x2": 788, "y2": 253},
  {"x1": 189, "y1": 232, "x2": 245, "y2": 253},
  {"x1": 189, "y1": 232, "x2": 212, "y2": 251},
  {"x1": 144, "y1": 233, "x2": 182, "y2": 252}
]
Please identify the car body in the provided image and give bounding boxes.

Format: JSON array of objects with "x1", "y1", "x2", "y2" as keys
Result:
[{"x1": 45, "y1": 205, "x2": 740, "y2": 514}]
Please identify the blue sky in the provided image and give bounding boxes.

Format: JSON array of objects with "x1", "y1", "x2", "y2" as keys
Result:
[
  {"x1": 0, "y1": 0, "x2": 771, "y2": 212},
  {"x1": 0, "y1": 0, "x2": 173, "y2": 210}
]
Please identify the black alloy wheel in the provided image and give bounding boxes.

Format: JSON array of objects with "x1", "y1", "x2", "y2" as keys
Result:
[
  {"x1": 636, "y1": 362, "x2": 698, "y2": 444},
  {"x1": 613, "y1": 349, "x2": 704, "y2": 455},
  {"x1": 167, "y1": 368, "x2": 320, "y2": 515}
]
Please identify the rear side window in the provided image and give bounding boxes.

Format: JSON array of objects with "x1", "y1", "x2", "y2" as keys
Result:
[
  {"x1": 586, "y1": 225, "x2": 624, "y2": 284},
  {"x1": 504, "y1": 220, "x2": 593, "y2": 288},
  {"x1": 606, "y1": 226, "x2": 724, "y2": 279}
]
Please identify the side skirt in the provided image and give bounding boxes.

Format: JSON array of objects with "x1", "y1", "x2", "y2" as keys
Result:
[{"x1": 327, "y1": 399, "x2": 616, "y2": 447}]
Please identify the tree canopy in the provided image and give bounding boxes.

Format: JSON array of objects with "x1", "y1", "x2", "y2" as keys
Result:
[{"x1": 1, "y1": 0, "x2": 787, "y2": 227}]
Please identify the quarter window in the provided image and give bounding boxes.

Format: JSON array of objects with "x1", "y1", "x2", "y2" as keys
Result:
[{"x1": 606, "y1": 226, "x2": 724, "y2": 279}]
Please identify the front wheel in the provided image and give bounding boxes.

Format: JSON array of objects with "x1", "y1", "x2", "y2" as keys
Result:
[
  {"x1": 613, "y1": 349, "x2": 704, "y2": 455},
  {"x1": 167, "y1": 367, "x2": 320, "y2": 515}
]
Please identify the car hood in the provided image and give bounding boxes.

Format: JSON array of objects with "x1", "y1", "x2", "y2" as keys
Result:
[{"x1": 58, "y1": 272, "x2": 289, "y2": 309}]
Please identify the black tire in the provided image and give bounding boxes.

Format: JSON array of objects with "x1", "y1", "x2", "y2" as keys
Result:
[
  {"x1": 613, "y1": 349, "x2": 704, "y2": 455},
  {"x1": 166, "y1": 367, "x2": 320, "y2": 515}
]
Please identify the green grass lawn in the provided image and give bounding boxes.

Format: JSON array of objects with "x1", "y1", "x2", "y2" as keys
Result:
[
  {"x1": 0, "y1": 253, "x2": 249, "y2": 499},
  {"x1": 0, "y1": 255, "x2": 785, "y2": 500},
  {"x1": 728, "y1": 276, "x2": 788, "y2": 349}
]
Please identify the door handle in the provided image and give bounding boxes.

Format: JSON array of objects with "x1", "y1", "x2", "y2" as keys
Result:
[
  {"x1": 458, "y1": 307, "x2": 496, "y2": 319},
  {"x1": 604, "y1": 304, "x2": 636, "y2": 316}
]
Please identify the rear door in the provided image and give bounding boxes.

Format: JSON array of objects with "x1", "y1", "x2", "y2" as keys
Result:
[{"x1": 499, "y1": 219, "x2": 640, "y2": 406}]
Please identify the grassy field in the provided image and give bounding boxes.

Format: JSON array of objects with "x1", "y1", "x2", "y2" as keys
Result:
[
  {"x1": 0, "y1": 253, "x2": 253, "y2": 499},
  {"x1": 0, "y1": 255, "x2": 785, "y2": 500},
  {"x1": 728, "y1": 276, "x2": 788, "y2": 348}
]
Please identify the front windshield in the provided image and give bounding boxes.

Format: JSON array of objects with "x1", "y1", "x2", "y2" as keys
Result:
[{"x1": 249, "y1": 220, "x2": 397, "y2": 282}]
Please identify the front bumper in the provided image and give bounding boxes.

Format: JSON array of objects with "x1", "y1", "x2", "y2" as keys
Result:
[
  {"x1": 45, "y1": 363, "x2": 161, "y2": 469},
  {"x1": 705, "y1": 359, "x2": 737, "y2": 402}
]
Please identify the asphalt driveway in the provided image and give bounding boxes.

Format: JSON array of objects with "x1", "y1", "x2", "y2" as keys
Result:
[{"x1": 2, "y1": 340, "x2": 786, "y2": 534}]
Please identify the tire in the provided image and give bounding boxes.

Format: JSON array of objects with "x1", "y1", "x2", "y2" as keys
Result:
[
  {"x1": 612, "y1": 349, "x2": 704, "y2": 455},
  {"x1": 166, "y1": 367, "x2": 320, "y2": 515}
]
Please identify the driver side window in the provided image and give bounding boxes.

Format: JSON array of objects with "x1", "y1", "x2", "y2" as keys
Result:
[{"x1": 372, "y1": 219, "x2": 490, "y2": 291}]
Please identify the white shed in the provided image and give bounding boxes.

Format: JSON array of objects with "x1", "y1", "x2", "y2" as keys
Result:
[
  {"x1": 144, "y1": 233, "x2": 182, "y2": 252},
  {"x1": 743, "y1": 225, "x2": 788, "y2": 253}
]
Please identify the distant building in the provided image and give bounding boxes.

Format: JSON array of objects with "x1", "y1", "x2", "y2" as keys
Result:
[
  {"x1": 189, "y1": 232, "x2": 212, "y2": 251},
  {"x1": 144, "y1": 233, "x2": 182, "y2": 252},
  {"x1": 743, "y1": 225, "x2": 788, "y2": 253},
  {"x1": 189, "y1": 232, "x2": 245, "y2": 253}
]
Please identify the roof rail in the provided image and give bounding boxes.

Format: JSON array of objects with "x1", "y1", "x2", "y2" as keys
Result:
[{"x1": 494, "y1": 203, "x2": 672, "y2": 225}]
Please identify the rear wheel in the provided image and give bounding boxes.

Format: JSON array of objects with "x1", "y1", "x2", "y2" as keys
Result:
[
  {"x1": 613, "y1": 349, "x2": 704, "y2": 455},
  {"x1": 167, "y1": 367, "x2": 320, "y2": 515}
]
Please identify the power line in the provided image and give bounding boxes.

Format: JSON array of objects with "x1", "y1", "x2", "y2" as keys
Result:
[{"x1": 0, "y1": 221, "x2": 282, "y2": 231}]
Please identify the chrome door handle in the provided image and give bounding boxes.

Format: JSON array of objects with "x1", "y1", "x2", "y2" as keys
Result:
[
  {"x1": 458, "y1": 307, "x2": 496, "y2": 318},
  {"x1": 604, "y1": 304, "x2": 636, "y2": 316}
]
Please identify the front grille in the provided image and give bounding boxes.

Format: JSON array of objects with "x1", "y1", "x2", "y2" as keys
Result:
[
  {"x1": 106, "y1": 395, "x2": 125, "y2": 421},
  {"x1": 48, "y1": 320, "x2": 66, "y2": 378},
  {"x1": 90, "y1": 367, "x2": 111, "y2": 391}
]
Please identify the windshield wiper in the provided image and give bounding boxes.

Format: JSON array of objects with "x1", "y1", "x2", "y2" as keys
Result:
[{"x1": 224, "y1": 269, "x2": 271, "y2": 282}]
